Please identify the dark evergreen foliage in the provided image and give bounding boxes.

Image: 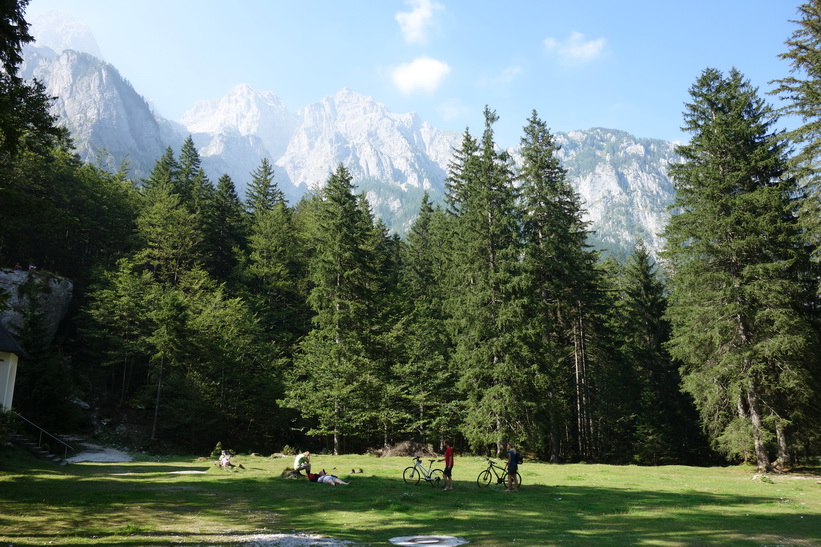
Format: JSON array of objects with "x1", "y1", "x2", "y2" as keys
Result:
[
  {"x1": 663, "y1": 68, "x2": 818, "y2": 472},
  {"x1": 2, "y1": 0, "x2": 817, "y2": 460}
]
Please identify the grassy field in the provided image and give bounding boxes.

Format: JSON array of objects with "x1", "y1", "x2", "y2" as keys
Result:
[{"x1": 0, "y1": 445, "x2": 819, "y2": 546}]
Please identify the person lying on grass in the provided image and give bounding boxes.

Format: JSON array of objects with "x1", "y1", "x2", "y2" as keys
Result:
[{"x1": 308, "y1": 470, "x2": 350, "y2": 485}]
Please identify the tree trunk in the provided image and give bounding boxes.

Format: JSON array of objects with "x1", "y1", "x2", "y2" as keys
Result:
[
  {"x1": 333, "y1": 399, "x2": 340, "y2": 456},
  {"x1": 548, "y1": 390, "x2": 559, "y2": 464},
  {"x1": 495, "y1": 414, "x2": 503, "y2": 458},
  {"x1": 151, "y1": 358, "x2": 163, "y2": 440},
  {"x1": 746, "y1": 387, "x2": 772, "y2": 473},
  {"x1": 775, "y1": 420, "x2": 791, "y2": 469},
  {"x1": 574, "y1": 308, "x2": 592, "y2": 458}
]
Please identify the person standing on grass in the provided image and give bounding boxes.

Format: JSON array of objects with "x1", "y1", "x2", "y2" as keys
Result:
[
  {"x1": 506, "y1": 442, "x2": 519, "y2": 491},
  {"x1": 439, "y1": 441, "x2": 454, "y2": 491}
]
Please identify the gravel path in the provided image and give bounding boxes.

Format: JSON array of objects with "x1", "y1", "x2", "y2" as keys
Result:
[{"x1": 65, "y1": 443, "x2": 133, "y2": 463}]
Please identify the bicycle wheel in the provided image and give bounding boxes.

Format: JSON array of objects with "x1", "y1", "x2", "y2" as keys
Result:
[
  {"x1": 503, "y1": 471, "x2": 523, "y2": 488},
  {"x1": 477, "y1": 469, "x2": 492, "y2": 488},
  {"x1": 429, "y1": 468, "x2": 444, "y2": 487},
  {"x1": 403, "y1": 466, "x2": 420, "y2": 485}
]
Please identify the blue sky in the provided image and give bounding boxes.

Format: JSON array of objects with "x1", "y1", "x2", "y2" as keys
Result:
[{"x1": 26, "y1": 0, "x2": 802, "y2": 148}]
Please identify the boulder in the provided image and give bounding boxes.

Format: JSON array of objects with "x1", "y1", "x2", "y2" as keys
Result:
[{"x1": 0, "y1": 268, "x2": 73, "y2": 346}]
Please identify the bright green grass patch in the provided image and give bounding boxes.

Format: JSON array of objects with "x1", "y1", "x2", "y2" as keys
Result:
[{"x1": 1, "y1": 447, "x2": 819, "y2": 545}]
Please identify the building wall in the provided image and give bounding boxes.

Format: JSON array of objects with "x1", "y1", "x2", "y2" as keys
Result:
[{"x1": 0, "y1": 351, "x2": 19, "y2": 410}]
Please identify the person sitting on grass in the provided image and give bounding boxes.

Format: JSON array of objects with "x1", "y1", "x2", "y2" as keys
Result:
[
  {"x1": 219, "y1": 450, "x2": 234, "y2": 468},
  {"x1": 218, "y1": 450, "x2": 244, "y2": 470},
  {"x1": 308, "y1": 470, "x2": 350, "y2": 485},
  {"x1": 293, "y1": 450, "x2": 311, "y2": 475}
]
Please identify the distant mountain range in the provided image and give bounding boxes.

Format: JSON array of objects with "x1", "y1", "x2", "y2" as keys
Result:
[{"x1": 21, "y1": 24, "x2": 680, "y2": 257}]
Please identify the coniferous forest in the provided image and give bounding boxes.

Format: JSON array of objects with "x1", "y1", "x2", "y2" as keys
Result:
[{"x1": 2, "y1": 1, "x2": 821, "y2": 472}]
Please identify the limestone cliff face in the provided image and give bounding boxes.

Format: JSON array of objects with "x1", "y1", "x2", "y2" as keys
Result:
[
  {"x1": 22, "y1": 42, "x2": 680, "y2": 256},
  {"x1": 0, "y1": 269, "x2": 74, "y2": 348}
]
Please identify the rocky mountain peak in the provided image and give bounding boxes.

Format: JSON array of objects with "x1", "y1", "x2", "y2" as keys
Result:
[
  {"x1": 21, "y1": 38, "x2": 679, "y2": 256},
  {"x1": 22, "y1": 46, "x2": 169, "y2": 180},
  {"x1": 182, "y1": 83, "x2": 298, "y2": 160}
]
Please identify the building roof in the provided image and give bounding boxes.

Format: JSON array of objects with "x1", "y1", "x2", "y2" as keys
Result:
[{"x1": 0, "y1": 322, "x2": 27, "y2": 357}]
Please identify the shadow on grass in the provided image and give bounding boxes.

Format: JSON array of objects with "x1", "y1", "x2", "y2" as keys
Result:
[
  {"x1": 1, "y1": 457, "x2": 818, "y2": 545},
  {"x1": 277, "y1": 477, "x2": 818, "y2": 545}
]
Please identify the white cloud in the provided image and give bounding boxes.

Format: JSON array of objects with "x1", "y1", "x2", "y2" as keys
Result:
[
  {"x1": 391, "y1": 57, "x2": 451, "y2": 95},
  {"x1": 396, "y1": 0, "x2": 442, "y2": 45},
  {"x1": 544, "y1": 31, "x2": 607, "y2": 65}
]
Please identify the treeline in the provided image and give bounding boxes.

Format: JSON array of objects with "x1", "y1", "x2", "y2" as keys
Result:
[
  {"x1": 4, "y1": 116, "x2": 706, "y2": 463},
  {"x1": 3, "y1": 1, "x2": 821, "y2": 470}
]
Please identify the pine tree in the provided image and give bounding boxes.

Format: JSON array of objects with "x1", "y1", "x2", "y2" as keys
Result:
[
  {"x1": 663, "y1": 68, "x2": 816, "y2": 472},
  {"x1": 771, "y1": 0, "x2": 821, "y2": 287},
  {"x1": 444, "y1": 107, "x2": 528, "y2": 455},
  {"x1": 0, "y1": 0, "x2": 65, "y2": 156},
  {"x1": 245, "y1": 198, "x2": 308, "y2": 349},
  {"x1": 205, "y1": 174, "x2": 247, "y2": 282},
  {"x1": 282, "y1": 165, "x2": 377, "y2": 454},
  {"x1": 135, "y1": 153, "x2": 203, "y2": 284},
  {"x1": 617, "y1": 242, "x2": 703, "y2": 464},
  {"x1": 144, "y1": 284, "x2": 189, "y2": 440},
  {"x1": 361, "y1": 210, "x2": 407, "y2": 447},
  {"x1": 245, "y1": 158, "x2": 284, "y2": 215},
  {"x1": 176, "y1": 136, "x2": 201, "y2": 203},
  {"x1": 142, "y1": 147, "x2": 178, "y2": 197},
  {"x1": 82, "y1": 259, "x2": 155, "y2": 407},
  {"x1": 517, "y1": 110, "x2": 599, "y2": 461},
  {"x1": 394, "y1": 194, "x2": 458, "y2": 442}
]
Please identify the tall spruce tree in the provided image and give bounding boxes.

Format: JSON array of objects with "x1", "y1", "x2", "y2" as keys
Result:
[
  {"x1": 518, "y1": 110, "x2": 600, "y2": 461},
  {"x1": 444, "y1": 107, "x2": 528, "y2": 455},
  {"x1": 245, "y1": 158, "x2": 284, "y2": 216},
  {"x1": 142, "y1": 147, "x2": 178, "y2": 196},
  {"x1": 245, "y1": 197, "x2": 307, "y2": 350},
  {"x1": 176, "y1": 136, "x2": 201, "y2": 203},
  {"x1": 0, "y1": 0, "x2": 65, "y2": 156},
  {"x1": 663, "y1": 68, "x2": 816, "y2": 472},
  {"x1": 281, "y1": 165, "x2": 378, "y2": 454},
  {"x1": 360, "y1": 208, "x2": 406, "y2": 447},
  {"x1": 394, "y1": 194, "x2": 459, "y2": 442},
  {"x1": 135, "y1": 152, "x2": 202, "y2": 285},
  {"x1": 205, "y1": 174, "x2": 246, "y2": 282},
  {"x1": 617, "y1": 242, "x2": 703, "y2": 464},
  {"x1": 771, "y1": 0, "x2": 821, "y2": 288}
]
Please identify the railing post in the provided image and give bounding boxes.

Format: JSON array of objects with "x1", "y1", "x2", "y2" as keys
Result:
[{"x1": 11, "y1": 411, "x2": 74, "y2": 460}]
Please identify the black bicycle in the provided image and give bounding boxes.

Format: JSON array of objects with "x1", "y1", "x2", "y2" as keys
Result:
[
  {"x1": 403, "y1": 457, "x2": 444, "y2": 487},
  {"x1": 477, "y1": 457, "x2": 522, "y2": 488}
]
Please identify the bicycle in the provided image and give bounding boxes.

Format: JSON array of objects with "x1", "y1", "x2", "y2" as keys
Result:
[
  {"x1": 476, "y1": 457, "x2": 522, "y2": 488},
  {"x1": 403, "y1": 457, "x2": 444, "y2": 487}
]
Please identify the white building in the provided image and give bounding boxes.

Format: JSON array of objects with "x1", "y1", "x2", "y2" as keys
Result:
[{"x1": 0, "y1": 323, "x2": 26, "y2": 410}]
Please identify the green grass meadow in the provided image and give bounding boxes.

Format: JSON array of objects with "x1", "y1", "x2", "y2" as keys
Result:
[{"x1": 1, "y1": 446, "x2": 819, "y2": 545}]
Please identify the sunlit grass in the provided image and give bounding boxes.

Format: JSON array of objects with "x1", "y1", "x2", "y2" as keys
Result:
[{"x1": 0, "y1": 447, "x2": 819, "y2": 545}]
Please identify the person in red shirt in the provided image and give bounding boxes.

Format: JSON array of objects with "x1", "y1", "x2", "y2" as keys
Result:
[{"x1": 439, "y1": 440, "x2": 454, "y2": 491}]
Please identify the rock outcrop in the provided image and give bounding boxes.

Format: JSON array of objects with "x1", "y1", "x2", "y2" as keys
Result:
[{"x1": 0, "y1": 269, "x2": 74, "y2": 347}]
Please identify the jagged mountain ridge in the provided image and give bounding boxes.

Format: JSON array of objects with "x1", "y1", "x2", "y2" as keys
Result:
[
  {"x1": 21, "y1": 46, "x2": 183, "y2": 177},
  {"x1": 555, "y1": 129, "x2": 677, "y2": 255},
  {"x1": 21, "y1": 44, "x2": 679, "y2": 255}
]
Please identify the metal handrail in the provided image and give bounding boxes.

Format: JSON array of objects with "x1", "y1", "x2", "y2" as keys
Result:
[{"x1": 10, "y1": 411, "x2": 75, "y2": 461}]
